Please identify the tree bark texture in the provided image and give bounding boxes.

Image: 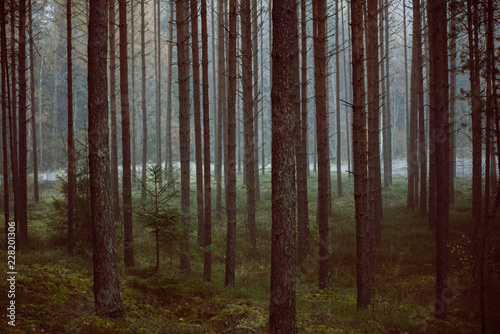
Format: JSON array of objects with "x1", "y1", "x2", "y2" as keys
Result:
[
  {"x1": 67, "y1": 0, "x2": 75, "y2": 255},
  {"x1": 202, "y1": 0, "x2": 212, "y2": 283},
  {"x1": 29, "y1": 0, "x2": 38, "y2": 203},
  {"x1": 88, "y1": 0, "x2": 124, "y2": 317},
  {"x1": 192, "y1": 0, "x2": 205, "y2": 247},
  {"x1": 176, "y1": 0, "x2": 191, "y2": 275},
  {"x1": 366, "y1": 0, "x2": 382, "y2": 248},
  {"x1": 297, "y1": 0, "x2": 310, "y2": 265},
  {"x1": 18, "y1": 0, "x2": 28, "y2": 242},
  {"x1": 225, "y1": 0, "x2": 237, "y2": 288},
  {"x1": 120, "y1": 0, "x2": 134, "y2": 267},
  {"x1": 109, "y1": 0, "x2": 120, "y2": 222},
  {"x1": 313, "y1": 0, "x2": 329, "y2": 291},
  {"x1": 428, "y1": 0, "x2": 449, "y2": 320},
  {"x1": 242, "y1": 0, "x2": 256, "y2": 255},
  {"x1": 351, "y1": 0, "x2": 371, "y2": 309},
  {"x1": 269, "y1": 0, "x2": 297, "y2": 332},
  {"x1": 1, "y1": 0, "x2": 9, "y2": 247},
  {"x1": 141, "y1": 0, "x2": 147, "y2": 201}
]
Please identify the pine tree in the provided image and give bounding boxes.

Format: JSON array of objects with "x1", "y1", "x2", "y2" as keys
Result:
[
  {"x1": 88, "y1": 0, "x2": 124, "y2": 317},
  {"x1": 269, "y1": 0, "x2": 298, "y2": 331}
]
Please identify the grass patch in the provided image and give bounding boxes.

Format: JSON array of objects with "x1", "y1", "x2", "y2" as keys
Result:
[{"x1": 0, "y1": 172, "x2": 497, "y2": 333}]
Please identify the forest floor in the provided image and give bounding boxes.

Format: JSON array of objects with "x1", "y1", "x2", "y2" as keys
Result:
[{"x1": 1, "y1": 173, "x2": 499, "y2": 333}]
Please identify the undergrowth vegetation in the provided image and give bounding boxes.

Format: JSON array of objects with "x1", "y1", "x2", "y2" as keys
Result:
[{"x1": 1, "y1": 172, "x2": 498, "y2": 333}]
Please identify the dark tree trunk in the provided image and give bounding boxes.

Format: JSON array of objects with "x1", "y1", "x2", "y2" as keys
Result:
[
  {"x1": 366, "y1": 0, "x2": 382, "y2": 248},
  {"x1": 408, "y1": 0, "x2": 422, "y2": 211},
  {"x1": 67, "y1": 0, "x2": 75, "y2": 255},
  {"x1": 417, "y1": 0, "x2": 426, "y2": 216},
  {"x1": 18, "y1": 0, "x2": 28, "y2": 242},
  {"x1": 252, "y1": 0, "x2": 260, "y2": 202},
  {"x1": 260, "y1": 5, "x2": 265, "y2": 176},
  {"x1": 313, "y1": 0, "x2": 329, "y2": 291},
  {"x1": 428, "y1": 0, "x2": 449, "y2": 320},
  {"x1": 481, "y1": 0, "x2": 494, "y2": 331},
  {"x1": 88, "y1": 0, "x2": 123, "y2": 317},
  {"x1": 201, "y1": 0, "x2": 212, "y2": 282},
  {"x1": 242, "y1": 0, "x2": 256, "y2": 255},
  {"x1": 268, "y1": 0, "x2": 297, "y2": 332},
  {"x1": 130, "y1": 0, "x2": 137, "y2": 183},
  {"x1": 469, "y1": 0, "x2": 481, "y2": 239},
  {"x1": 383, "y1": 0, "x2": 392, "y2": 186},
  {"x1": 351, "y1": 0, "x2": 371, "y2": 309},
  {"x1": 191, "y1": 0, "x2": 205, "y2": 247},
  {"x1": 335, "y1": 0, "x2": 342, "y2": 197},
  {"x1": 379, "y1": 0, "x2": 387, "y2": 190},
  {"x1": 403, "y1": 2, "x2": 409, "y2": 197},
  {"x1": 1, "y1": 0, "x2": 9, "y2": 247},
  {"x1": 10, "y1": 0, "x2": 19, "y2": 231},
  {"x1": 119, "y1": 0, "x2": 134, "y2": 267},
  {"x1": 109, "y1": 0, "x2": 120, "y2": 222},
  {"x1": 448, "y1": 3, "x2": 457, "y2": 204},
  {"x1": 140, "y1": 0, "x2": 147, "y2": 201},
  {"x1": 297, "y1": 0, "x2": 309, "y2": 265},
  {"x1": 225, "y1": 0, "x2": 237, "y2": 288},
  {"x1": 427, "y1": 2, "x2": 436, "y2": 230},
  {"x1": 342, "y1": 3, "x2": 351, "y2": 179},
  {"x1": 155, "y1": 0, "x2": 162, "y2": 174},
  {"x1": 216, "y1": 0, "x2": 225, "y2": 221},
  {"x1": 166, "y1": 0, "x2": 174, "y2": 177},
  {"x1": 176, "y1": 0, "x2": 191, "y2": 275},
  {"x1": 29, "y1": 0, "x2": 38, "y2": 203}
]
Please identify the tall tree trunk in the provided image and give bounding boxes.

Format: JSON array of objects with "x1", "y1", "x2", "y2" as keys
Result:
[
  {"x1": 176, "y1": 0, "x2": 191, "y2": 275},
  {"x1": 67, "y1": 0, "x2": 75, "y2": 255},
  {"x1": 378, "y1": 0, "x2": 387, "y2": 190},
  {"x1": 120, "y1": 0, "x2": 134, "y2": 267},
  {"x1": 335, "y1": 0, "x2": 342, "y2": 197},
  {"x1": 1, "y1": 0, "x2": 9, "y2": 247},
  {"x1": 427, "y1": 2, "x2": 435, "y2": 230},
  {"x1": 131, "y1": 0, "x2": 137, "y2": 183},
  {"x1": 18, "y1": 0, "x2": 28, "y2": 242},
  {"x1": 29, "y1": 0, "x2": 38, "y2": 203},
  {"x1": 212, "y1": 0, "x2": 217, "y2": 180},
  {"x1": 166, "y1": 0, "x2": 174, "y2": 178},
  {"x1": 260, "y1": 2, "x2": 265, "y2": 175},
  {"x1": 297, "y1": 0, "x2": 310, "y2": 265},
  {"x1": 468, "y1": 0, "x2": 481, "y2": 254},
  {"x1": 448, "y1": 3, "x2": 457, "y2": 204},
  {"x1": 383, "y1": 0, "x2": 392, "y2": 186},
  {"x1": 88, "y1": 0, "x2": 123, "y2": 317},
  {"x1": 109, "y1": 0, "x2": 120, "y2": 222},
  {"x1": 224, "y1": 0, "x2": 237, "y2": 288},
  {"x1": 242, "y1": 0, "x2": 256, "y2": 255},
  {"x1": 351, "y1": 0, "x2": 370, "y2": 309},
  {"x1": 366, "y1": 0, "x2": 382, "y2": 250},
  {"x1": 252, "y1": 0, "x2": 260, "y2": 201},
  {"x1": 156, "y1": 0, "x2": 162, "y2": 174},
  {"x1": 9, "y1": 0, "x2": 19, "y2": 230},
  {"x1": 269, "y1": 0, "x2": 297, "y2": 331},
  {"x1": 201, "y1": 0, "x2": 212, "y2": 283},
  {"x1": 418, "y1": 0, "x2": 426, "y2": 216},
  {"x1": 428, "y1": 0, "x2": 449, "y2": 320},
  {"x1": 408, "y1": 0, "x2": 421, "y2": 211},
  {"x1": 481, "y1": 0, "x2": 494, "y2": 331},
  {"x1": 216, "y1": 0, "x2": 225, "y2": 221},
  {"x1": 403, "y1": 1, "x2": 409, "y2": 195},
  {"x1": 140, "y1": 0, "x2": 147, "y2": 201},
  {"x1": 191, "y1": 0, "x2": 205, "y2": 247},
  {"x1": 342, "y1": 2, "x2": 351, "y2": 178},
  {"x1": 313, "y1": 0, "x2": 329, "y2": 291}
]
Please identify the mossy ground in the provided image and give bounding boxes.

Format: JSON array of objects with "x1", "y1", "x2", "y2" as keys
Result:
[{"x1": 1, "y1": 172, "x2": 498, "y2": 333}]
